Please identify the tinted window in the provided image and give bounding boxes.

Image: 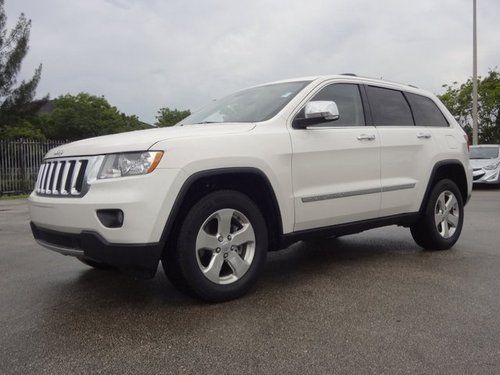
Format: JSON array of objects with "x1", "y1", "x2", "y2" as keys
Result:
[
  {"x1": 470, "y1": 146, "x2": 499, "y2": 159},
  {"x1": 406, "y1": 93, "x2": 448, "y2": 127},
  {"x1": 298, "y1": 83, "x2": 365, "y2": 126},
  {"x1": 367, "y1": 86, "x2": 414, "y2": 126}
]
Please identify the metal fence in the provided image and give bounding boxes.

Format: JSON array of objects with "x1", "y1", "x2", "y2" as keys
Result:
[{"x1": 0, "y1": 139, "x2": 67, "y2": 195}]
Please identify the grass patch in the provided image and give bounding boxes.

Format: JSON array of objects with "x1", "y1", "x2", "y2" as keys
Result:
[{"x1": 0, "y1": 194, "x2": 29, "y2": 200}]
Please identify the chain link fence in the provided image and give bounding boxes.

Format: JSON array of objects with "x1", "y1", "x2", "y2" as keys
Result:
[{"x1": 0, "y1": 139, "x2": 67, "y2": 195}]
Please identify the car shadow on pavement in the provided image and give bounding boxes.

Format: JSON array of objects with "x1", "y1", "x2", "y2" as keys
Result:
[
  {"x1": 56, "y1": 232, "x2": 423, "y2": 307},
  {"x1": 260, "y1": 234, "x2": 423, "y2": 284},
  {"x1": 70, "y1": 265, "x2": 196, "y2": 304},
  {"x1": 32, "y1": 232, "x2": 432, "y2": 344}
]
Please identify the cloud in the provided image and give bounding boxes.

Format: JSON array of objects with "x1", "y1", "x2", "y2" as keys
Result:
[{"x1": 6, "y1": 0, "x2": 500, "y2": 123}]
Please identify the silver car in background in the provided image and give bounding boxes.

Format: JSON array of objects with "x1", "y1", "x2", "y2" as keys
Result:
[{"x1": 470, "y1": 145, "x2": 500, "y2": 185}]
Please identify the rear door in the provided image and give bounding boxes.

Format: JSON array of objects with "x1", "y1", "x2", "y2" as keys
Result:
[
  {"x1": 406, "y1": 90, "x2": 464, "y2": 160},
  {"x1": 290, "y1": 82, "x2": 381, "y2": 231},
  {"x1": 365, "y1": 85, "x2": 436, "y2": 216}
]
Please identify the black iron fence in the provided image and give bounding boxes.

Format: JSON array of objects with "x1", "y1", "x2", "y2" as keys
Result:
[{"x1": 0, "y1": 139, "x2": 67, "y2": 195}]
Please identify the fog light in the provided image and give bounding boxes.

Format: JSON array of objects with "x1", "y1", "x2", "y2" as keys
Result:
[{"x1": 96, "y1": 209, "x2": 124, "y2": 228}]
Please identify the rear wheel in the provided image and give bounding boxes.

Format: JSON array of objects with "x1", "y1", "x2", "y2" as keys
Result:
[
  {"x1": 163, "y1": 190, "x2": 268, "y2": 302},
  {"x1": 410, "y1": 179, "x2": 464, "y2": 250}
]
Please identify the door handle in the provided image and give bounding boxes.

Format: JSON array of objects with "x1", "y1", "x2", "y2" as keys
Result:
[
  {"x1": 417, "y1": 132, "x2": 432, "y2": 139},
  {"x1": 357, "y1": 134, "x2": 376, "y2": 141}
]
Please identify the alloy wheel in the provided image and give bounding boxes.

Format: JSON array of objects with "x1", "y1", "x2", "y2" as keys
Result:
[
  {"x1": 434, "y1": 190, "x2": 460, "y2": 239},
  {"x1": 195, "y1": 208, "x2": 256, "y2": 284}
]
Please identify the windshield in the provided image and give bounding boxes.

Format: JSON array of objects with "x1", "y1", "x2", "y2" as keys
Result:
[
  {"x1": 470, "y1": 146, "x2": 499, "y2": 159},
  {"x1": 179, "y1": 81, "x2": 311, "y2": 125}
]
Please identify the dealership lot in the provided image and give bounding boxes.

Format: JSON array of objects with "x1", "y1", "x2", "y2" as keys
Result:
[{"x1": 1, "y1": 189, "x2": 499, "y2": 374}]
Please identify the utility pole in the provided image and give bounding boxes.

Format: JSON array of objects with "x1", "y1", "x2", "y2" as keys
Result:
[{"x1": 472, "y1": 0, "x2": 479, "y2": 145}]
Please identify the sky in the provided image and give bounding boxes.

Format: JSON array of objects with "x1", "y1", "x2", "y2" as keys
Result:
[{"x1": 5, "y1": 0, "x2": 500, "y2": 124}]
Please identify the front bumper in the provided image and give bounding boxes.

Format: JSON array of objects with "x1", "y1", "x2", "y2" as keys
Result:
[
  {"x1": 29, "y1": 168, "x2": 186, "y2": 244},
  {"x1": 29, "y1": 167, "x2": 188, "y2": 277},
  {"x1": 472, "y1": 168, "x2": 500, "y2": 184},
  {"x1": 31, "y1": 222, "x2": 161, "y2": 278}
]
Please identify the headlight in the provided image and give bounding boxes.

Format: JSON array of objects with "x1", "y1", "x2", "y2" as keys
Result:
[
  {"x1": 98, "y1": 151, "x2": 163, "y2": 179},
  {"x1": 483, "y1": 162, "x2": 500, "y2": 170}
]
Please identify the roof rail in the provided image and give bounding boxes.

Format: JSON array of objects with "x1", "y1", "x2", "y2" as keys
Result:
[{"x1": 338, "y1": 73, "x2": 419, "y2": 89}]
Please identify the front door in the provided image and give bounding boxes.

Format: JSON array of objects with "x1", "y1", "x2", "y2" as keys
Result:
[{"x1": 290, "y1": 83, "x2": 381, "y2": 231}]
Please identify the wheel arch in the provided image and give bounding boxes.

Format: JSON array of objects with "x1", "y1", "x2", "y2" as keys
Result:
[
  {"x1": 158, "y1": 167, "x2": 284, "y2": 255},
  {"x1": 419, "y1": 159, "x2": 469, "y2": 213}
]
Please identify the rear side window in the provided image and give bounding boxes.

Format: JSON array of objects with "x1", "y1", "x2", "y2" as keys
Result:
[
  {"x1": 366, "y1": 86, "x2": 414, "y2": 126},
  {"x1": 406, "y1": 93, "x2": 449, "y2": 127},
  {"x1": 309, "y1": 83, "x2": 365, "y2": 126}
]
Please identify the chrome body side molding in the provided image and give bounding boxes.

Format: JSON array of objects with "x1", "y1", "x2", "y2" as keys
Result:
[{"x1": 301, "y1": 183, "x2": 416, "y2": 203}]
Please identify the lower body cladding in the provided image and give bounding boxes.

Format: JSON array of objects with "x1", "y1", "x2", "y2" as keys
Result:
[
  {"x1": 28, "y1": 168, "x2": 186, "y2": 278},
  {"x1": 472, "y1": 168, "x2": 500, "y2": 185},
  {"x1": 30, "y1": 222, "x2": 162, "y2": 278}
]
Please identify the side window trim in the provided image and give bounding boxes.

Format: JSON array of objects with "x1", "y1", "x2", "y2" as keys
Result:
[
  {"x1": 350, "y1": 84, "x2": 368, "y2": 127},
  {"x1": 401, "y1": 91, "x2": 417, "y2": 126},
  {"x1": 359, "y1": 84, "x2": 373, "y2": 126},
  {"x1": 355, "y1": 84, "x2": 368, "y2": 127}
]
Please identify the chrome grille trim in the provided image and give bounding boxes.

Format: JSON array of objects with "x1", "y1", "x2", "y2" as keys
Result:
[
  {"x1": 70, "y1": 161, "x2": 81, "y2": 195},
  {"x1": 60, "y1": 161, "x2": 70, "y2": 195},
  {"x1": 45, "y1": 162, "x2": 55, "y2": 194},
  {"x1": 51, "y1": 162, "x2": 62, "y2": 195},
  {"x1": 35, "y1": 156, "x2": 98, "y2": 197}
]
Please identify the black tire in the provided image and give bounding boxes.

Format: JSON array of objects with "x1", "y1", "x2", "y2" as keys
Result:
[
  {"x1": 78, "y1": 258, "x2": 114, "y2": 270},
  {"x1": 410, "y1": 179, "x2": 464, "y2": 250},
  {"x1": 163, "y1": 190, "x2": 268, "y2": 302}
]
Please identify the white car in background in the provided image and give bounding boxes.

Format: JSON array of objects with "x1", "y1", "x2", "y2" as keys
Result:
[{"x1": 470, "y1": 145, "x2": 500, "y2": 185}]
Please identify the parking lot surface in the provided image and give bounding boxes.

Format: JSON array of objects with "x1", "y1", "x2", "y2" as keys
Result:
[{"x1": 1, "y1": 189, "x2": 500, "y2": 374}]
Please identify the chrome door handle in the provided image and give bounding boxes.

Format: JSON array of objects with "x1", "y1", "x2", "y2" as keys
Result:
[
  {"x1": 417, "y1": 132, "x2": 432, "y2": 139},
  {"x1": 357, "y1": 134, "x2": 376, "y2": 141}
]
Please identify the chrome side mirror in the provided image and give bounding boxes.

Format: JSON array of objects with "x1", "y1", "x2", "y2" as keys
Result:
[
  {"x1": 293, "y1": 101, "x2": 340, "y2": 129},
  {"x1": 305, "y1": 101, "x2": 339, "y2": 121}
]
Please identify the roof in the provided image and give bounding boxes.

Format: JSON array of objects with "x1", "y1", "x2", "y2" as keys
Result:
[{"x1": 256, "y1": 74, "x2": 427, "y2": 95}]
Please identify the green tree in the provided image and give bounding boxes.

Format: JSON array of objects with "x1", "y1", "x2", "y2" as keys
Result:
[
  {"x1": 0, "y1": 0, "x2": 45, "y2": 127},
  {"x1": 0, "y1": 118, "x2": 44, "y2": 139},
  {"x1": 39, "y1": 93, "x2": 149, "y2": 141},
  {"x1": 438, "y1": 70, "x2": 500, "y2": 143},
  {"x1": 155, "y1": 107, "x2": 190, "y2": 127}
]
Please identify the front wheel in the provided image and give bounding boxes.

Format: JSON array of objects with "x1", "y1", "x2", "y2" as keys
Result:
[
  {"x1": 410, "y1": 179, "x2": 464, "y2": 250},
  {"x1": 163, "y1": 190, "x2": 268, "y2": 302}
]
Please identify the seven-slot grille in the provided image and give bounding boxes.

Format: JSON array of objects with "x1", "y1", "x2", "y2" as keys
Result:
[{"x1": 35, "y1": 158, "x2": 89, "y2": 197}]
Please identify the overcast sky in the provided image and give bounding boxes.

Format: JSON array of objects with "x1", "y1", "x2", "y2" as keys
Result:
[{"x1": 6, "y1": 0, "x2": 500, "y2": 124}]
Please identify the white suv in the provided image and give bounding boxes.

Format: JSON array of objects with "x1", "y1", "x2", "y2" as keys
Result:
[{"x1": 29, "y1": 75, "x2": 472, "y2": 301}]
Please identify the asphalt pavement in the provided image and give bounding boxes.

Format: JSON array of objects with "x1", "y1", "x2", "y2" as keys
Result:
[{"x1": 1, "y1": 188, "x2": 499, "y2": 374}]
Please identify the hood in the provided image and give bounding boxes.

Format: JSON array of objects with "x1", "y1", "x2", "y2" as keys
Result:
[
  {"x1": 470, "y1": 158, "x2": 499, "y2": 169},
  {"x1": 45, "y1": 123, "x2": 255, "y2": 158}
]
